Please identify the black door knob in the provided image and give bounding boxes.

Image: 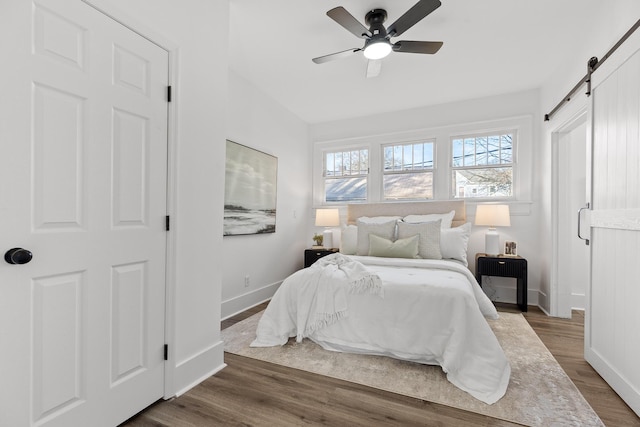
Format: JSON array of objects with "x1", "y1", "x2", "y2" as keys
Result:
[{"x1": 4, "y1": 248, "x2": 33, "y2": 265}]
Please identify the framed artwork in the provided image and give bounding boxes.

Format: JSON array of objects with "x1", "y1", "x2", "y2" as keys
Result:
[
  {"x1": 224, "y1": 140, "x2": 278, "y2": 236},
  {"x1": 504, "y1": 241, "x2": 517, "y2": 256}
]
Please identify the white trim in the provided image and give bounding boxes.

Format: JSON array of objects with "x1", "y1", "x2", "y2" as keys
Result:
[
  {"x1": 173, "y1": 340, "x2": 226, "y2": 397},
  {"x1": 549, "y1": 106, "x2": 588, "y2": 317},
  {"x1": 221, "y1": 281, "x2": 282, "y2": 320},
  {"x1": 81, "y1": 0, "x2": 178, "y2": 51},
  {"x1": 571, "y1": 293, "x2": 586, "y2": 311},
  {"x1": 480, "y1": 279, "x2": 539, "y2": 308},
  {"x1": 174, "y1": 363, "x2": 227, "y2": 397}
]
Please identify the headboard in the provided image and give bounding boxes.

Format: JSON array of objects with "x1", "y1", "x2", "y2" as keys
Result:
[{"x1": 347, "y1": 201, "x2": 466, "y2": 227}]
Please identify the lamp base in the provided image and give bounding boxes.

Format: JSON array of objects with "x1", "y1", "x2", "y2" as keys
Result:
[
  {"x1": 485, "y1": 229, "x2": 500, "y2": 256},
  {"x1": 323, "y1": 229, "x2": 334, "y2": 250}
]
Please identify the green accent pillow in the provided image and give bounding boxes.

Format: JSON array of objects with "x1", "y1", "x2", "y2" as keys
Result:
[{"x1": 368, "y1": 234, "x2": 419, "y2": 259}]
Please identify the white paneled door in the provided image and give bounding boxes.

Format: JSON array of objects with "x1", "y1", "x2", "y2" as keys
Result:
[
  {"x1": 586, "y1": 44, "x2": 640, "y2": 416},
  {"x1": 0, "y1": 1, "x2": 169, "y2": 426}
]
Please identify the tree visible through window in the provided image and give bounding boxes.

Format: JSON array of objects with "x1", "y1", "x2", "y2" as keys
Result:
[
  {"x1": 451, "y1": 133, "x2": 513, "y2": 198},
  {"x1": 383, "y1": 141, "x2": 434, "y2": 200},
  {"x1": 324, "y1": 148, "x2": 368, "y2": 202}
]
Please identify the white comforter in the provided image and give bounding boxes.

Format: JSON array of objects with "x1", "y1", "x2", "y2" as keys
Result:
[{"x1": 251, "y1": 254, "x2": 510, "y2": 404}]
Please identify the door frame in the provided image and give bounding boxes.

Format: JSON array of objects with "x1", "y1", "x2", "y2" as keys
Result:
[
  {"x1": 82, "y1": 0, "x2": 179, "y2": 398},
  {"x1": 550, "y1": 106, "x2": 588, "y2": 318}
]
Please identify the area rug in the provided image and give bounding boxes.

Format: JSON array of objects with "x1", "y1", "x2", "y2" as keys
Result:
[{"x1": 222, "y1": 311, "x2": 603, "y2": 426}]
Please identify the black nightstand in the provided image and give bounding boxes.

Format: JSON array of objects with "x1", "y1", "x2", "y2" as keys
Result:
[
  {"x1": 304, "y1": 248, "x2": 339, "y2": 268},
  {"x1": 475, "y1": 254, "x2": 528, "y2": 312}
]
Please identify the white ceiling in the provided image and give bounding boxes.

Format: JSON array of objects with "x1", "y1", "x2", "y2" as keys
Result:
[{"x1": 228, "y1": 0, "x2": 605, "y2": 124}]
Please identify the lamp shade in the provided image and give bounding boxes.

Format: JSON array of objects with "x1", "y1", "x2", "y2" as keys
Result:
[
  {"x1": 475, "y1": 204, "x2": 511, "y2": 227},
  {"x1": 315, "y1": 208, "x2": 340, "y2": 227}
]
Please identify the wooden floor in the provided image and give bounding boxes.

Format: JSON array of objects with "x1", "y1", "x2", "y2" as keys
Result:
[{"x1": 123, "y1": 303, "x2": 640, "y2": 426}]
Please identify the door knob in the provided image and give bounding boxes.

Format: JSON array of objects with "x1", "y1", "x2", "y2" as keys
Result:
[{"x1": 4, "y1": 248, "x2": 33, "y2": 265}]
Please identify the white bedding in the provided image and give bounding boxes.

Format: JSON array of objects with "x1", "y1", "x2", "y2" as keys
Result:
[{"x1": 251, "y1": 254, "x2": 510, "y2": 404}]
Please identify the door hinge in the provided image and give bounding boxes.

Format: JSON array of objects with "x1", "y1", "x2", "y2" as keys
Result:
[
  {"x1": 167, "y1": 86, "x2": 172, "y2": 102},
  {"x1": 164, "y1": 344, "x2": 168, "y2": 361},
  {"x1": 165, "y1": 215, "x2": 170, "y2": 231}
]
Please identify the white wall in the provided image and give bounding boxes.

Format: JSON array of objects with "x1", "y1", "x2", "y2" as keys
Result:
[
  {"x1": 95, "y1": 0, "x2": 230, "y2": 396},
  {"x1": 222, "y1": 71, "x2": 311, "y2": 319},
  {"x1": 310, "y1": 89, "x2": 545, "y2": 306},
  {"x1": 537, "y1": 1, "x2": 640, "y2": 315}
]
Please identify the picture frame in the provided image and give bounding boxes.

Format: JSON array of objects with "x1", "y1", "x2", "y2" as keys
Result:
[
  {"x1": 224, "y1": 140, "x2": 278, "y2": 236},
  {"x1": 504, "y1": 241, "x2": 518, "y2": 256}
]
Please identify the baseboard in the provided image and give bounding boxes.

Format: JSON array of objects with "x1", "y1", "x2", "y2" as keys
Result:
[
  {"x1": 481, "y1": 277, "x2": 539, "y2": 308},
  {"x1": 537, "y1": 288, "x2": 550, "y2": 314},
  {"x1": 571, "y1": 292, "x2": 586, "y2": 310},
  {"x1": 170, "y1": 340, "x2": 225, "y2": 397},
  {"x1": 221, "y1": 280, "x2": 282, "y2": 320}
]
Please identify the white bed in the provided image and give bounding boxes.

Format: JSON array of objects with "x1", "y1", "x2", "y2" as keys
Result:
[{"x1": 251, "y1": 201, "x2": 510, "y2": 404}]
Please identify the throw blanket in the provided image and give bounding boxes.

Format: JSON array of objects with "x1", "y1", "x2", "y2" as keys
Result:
[{"x1": 251, "y1": 253, "x2": 382, "y2": 346}]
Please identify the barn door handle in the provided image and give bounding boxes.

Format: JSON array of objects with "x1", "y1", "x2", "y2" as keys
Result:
[
  {"x1": 577, "y1": 203, "x2": 590, "y2": 246},
  {"x1": 4, "y1": 248, "x2": 33, "y2": 265}
]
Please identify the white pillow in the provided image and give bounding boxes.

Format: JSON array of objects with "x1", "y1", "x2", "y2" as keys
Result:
[
  {"x1": 440, "y1": 222, "x2": 472, "y2": 266},
  {"x1": 403, "y1": 210, "x2": 455, "y2": 228},
  {"x1": 340, "y1": 224, "x2": 357, "y2": 255},
  {"x1": 356, "y1": 216, "x2": 402, "y2": 224},
  {"x1": 396, "y1": 220, "x2": 442, "y2": 259},
  {"x1": 356, "y1": 219, "x2": 397, "y2": 256}
]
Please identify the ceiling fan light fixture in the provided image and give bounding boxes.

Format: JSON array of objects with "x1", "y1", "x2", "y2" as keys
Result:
[{"x1": 363, "y1": 40, "x2": 391, "y2": 60}]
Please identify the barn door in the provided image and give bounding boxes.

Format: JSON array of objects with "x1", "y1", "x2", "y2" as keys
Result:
[
  {"x1": 0, "y1": 0, "x2": 169, "y2": 425},
  {"x1": 586, "y1": 44, "x2": 640, "y2": 416}
]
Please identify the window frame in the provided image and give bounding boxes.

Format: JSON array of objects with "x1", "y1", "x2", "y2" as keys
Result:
[
  {"x1": 321, "y1": 147, "x2": 370, "y2": 204},
  {"x1": 450, "y1": 130, "x2": 516, "y2": 200},
  {"x1": 312, "y1": 116, "x2": 530, "y2": 207},
  {"x1": 381, "y1": 139, "x2": 436, "y2": 201}
]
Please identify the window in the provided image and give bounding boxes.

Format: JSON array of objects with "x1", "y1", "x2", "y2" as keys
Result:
[
  {"x1": 451, "y1": 132, "x2": 513, "y2": 198},
  {"x1": 324, "y1": 148, "x2": 368, "y2": 202},
  {"x1": 313, "y1": 117, "x2": 529, "y2": 205},
  {"x1": 383, "y1": 141, "x2": 434, "y2": 200}
]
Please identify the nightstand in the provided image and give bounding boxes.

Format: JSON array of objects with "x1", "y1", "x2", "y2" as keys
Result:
[
  {"x1": 475, "y1": 253, "x2": 528, "y2": 312},
  {"x1": 304, "y1": 248, "x2": 338, "y2": 268}
]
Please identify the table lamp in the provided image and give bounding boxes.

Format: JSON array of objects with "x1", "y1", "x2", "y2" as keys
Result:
[
  {"x1": 315, "y1": 208, "x2": 340, "y2": 249},
  {"x1": 475, "y1": 204, "x2": 511, "y2": 256}
]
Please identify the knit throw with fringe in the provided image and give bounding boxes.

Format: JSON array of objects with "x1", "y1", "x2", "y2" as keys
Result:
[{"x1": 299, "y1": 253, "x2": 382, "y2": 341}]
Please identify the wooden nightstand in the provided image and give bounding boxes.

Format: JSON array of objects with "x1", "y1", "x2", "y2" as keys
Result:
[
  {"x1": 475, "y1": 253, "x2": 528, "y2": 312},
  {"x1": 304, "y1": 248, "x2": 339, "y2": 268}
]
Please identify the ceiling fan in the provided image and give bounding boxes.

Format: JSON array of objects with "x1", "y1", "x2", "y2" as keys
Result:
[{"x1": 312, "y1": 0, "x2": 443, "y2": 77}]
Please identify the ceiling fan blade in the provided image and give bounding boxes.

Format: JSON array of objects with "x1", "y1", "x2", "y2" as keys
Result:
[
  {"x1": 366, "y1": 59, "x2": 382, "y2": 78},
  {"x1": 387, "y1": 0, "x2": 441, "y2": 38},
  {"x1": 312, "y1": 48, "x2": 361, "y2": 64},
  {"x1": 327, "y1": 7, "x2": 371, "y2": 39},
  {"x1": 392, "y1": 40, "x2": 443, "y2": 54}
]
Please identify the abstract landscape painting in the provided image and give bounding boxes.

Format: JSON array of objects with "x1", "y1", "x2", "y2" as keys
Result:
[{"x1": 224, "y1": 140, "x2": 277, "y2": 236}]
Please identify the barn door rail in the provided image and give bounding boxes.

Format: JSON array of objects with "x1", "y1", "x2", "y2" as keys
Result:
[{"x1": 544, "y1": 18, "x2": 640, "y2": 122}]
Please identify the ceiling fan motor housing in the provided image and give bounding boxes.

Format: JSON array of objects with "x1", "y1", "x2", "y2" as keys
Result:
[{"x1": 365, "y1": 9, "x2": 388, "y2": 39}]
